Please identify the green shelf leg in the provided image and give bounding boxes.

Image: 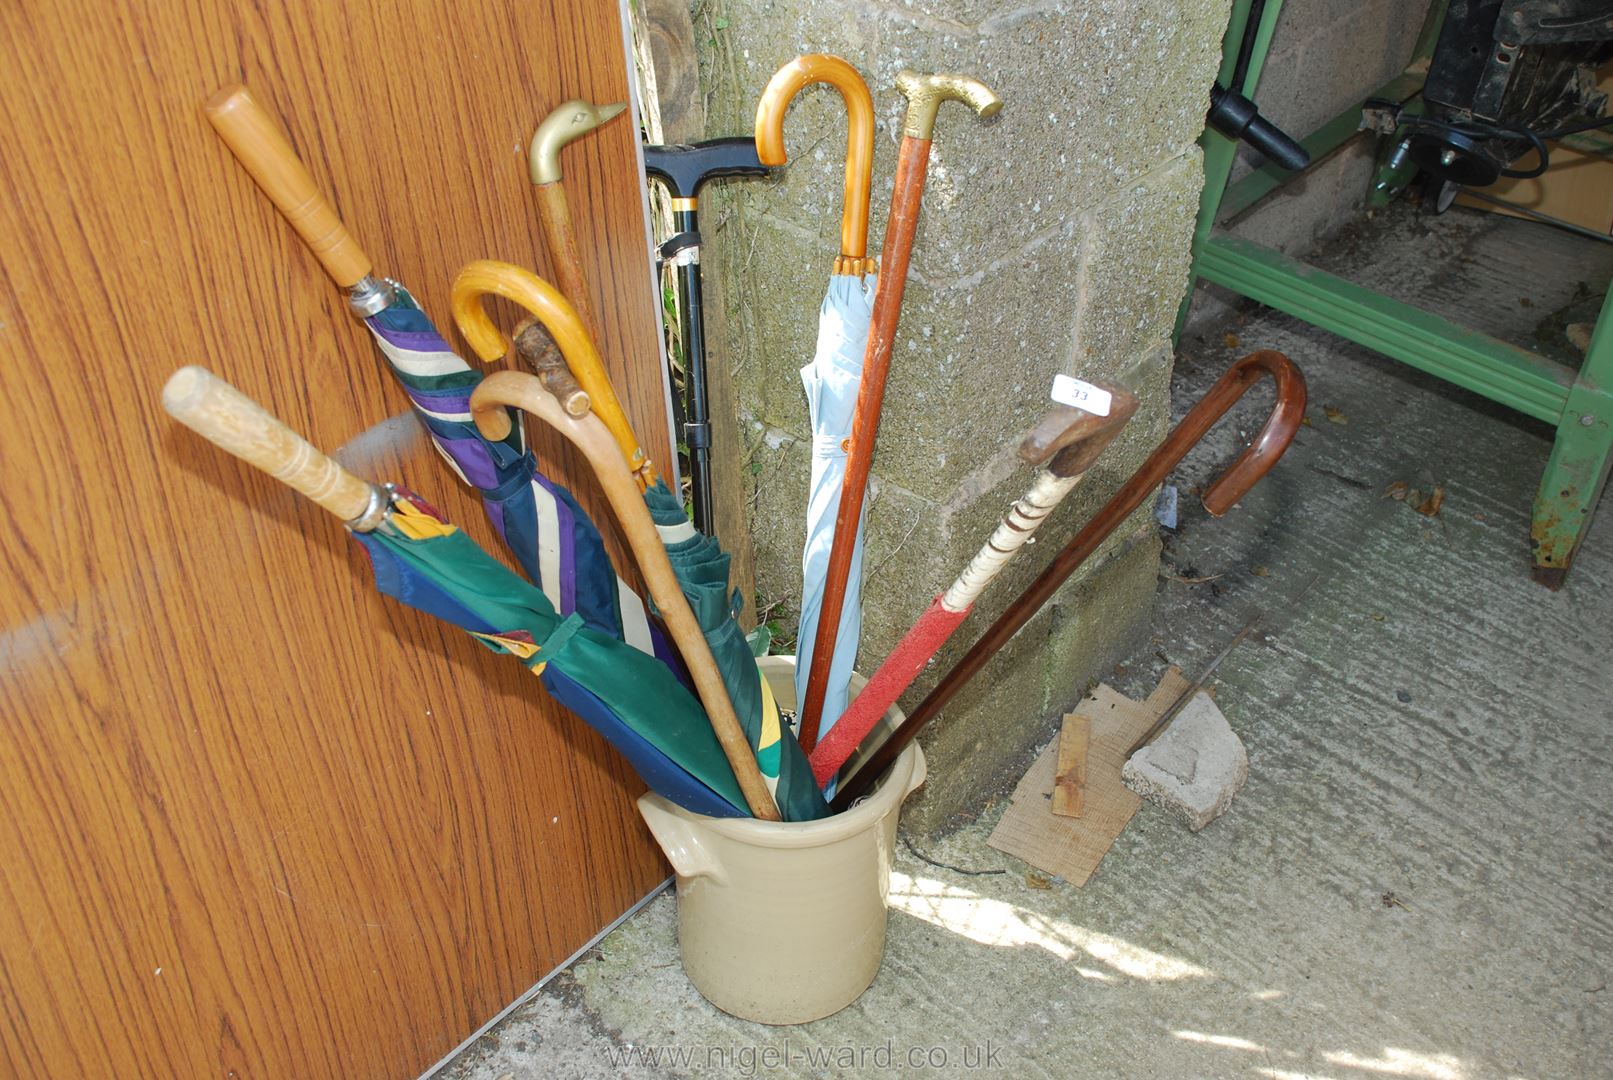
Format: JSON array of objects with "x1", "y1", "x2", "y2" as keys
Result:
[{"x1": 1532, "y1": 287, "x2": 1613, "y2": 586}]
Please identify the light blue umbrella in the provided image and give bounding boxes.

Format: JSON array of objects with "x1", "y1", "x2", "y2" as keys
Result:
[{"x1": 795, "y1": 271, "x2": 876, "y2": 773}]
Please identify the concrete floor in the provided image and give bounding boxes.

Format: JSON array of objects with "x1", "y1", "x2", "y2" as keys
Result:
[{"x1": 440, "y1": 203, "x2": 1613, "y2": 1079}]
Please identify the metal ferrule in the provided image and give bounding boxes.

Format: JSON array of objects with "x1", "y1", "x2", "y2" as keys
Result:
[
  {"x1": 344, "y1": 482, "x2": 393, "y2": 535},
  {"x1": 346, "y1": 275, "x2": 397, "y2": 317},
  {"x1": 895, "y1": 70, "x2": 1003, "y2": 140}
]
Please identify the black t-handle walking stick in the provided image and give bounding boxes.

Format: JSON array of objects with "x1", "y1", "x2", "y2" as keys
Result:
[{"x1": 643, "y1": 138, "x2": 771, "y2": 535}]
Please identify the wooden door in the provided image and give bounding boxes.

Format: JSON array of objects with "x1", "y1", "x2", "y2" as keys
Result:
[{"x1": 0, "y1": 1, "x2": 672, "y2": 1075}]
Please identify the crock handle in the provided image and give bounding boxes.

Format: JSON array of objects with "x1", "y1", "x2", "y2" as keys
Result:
[{"x1": 637, "y1": 796, "x2": 730, "y2": 884}]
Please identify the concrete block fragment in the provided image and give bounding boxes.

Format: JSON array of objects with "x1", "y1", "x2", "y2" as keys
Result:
[{"x1": 1121, "y1": 691, "x2": 1247, "y2": 831}]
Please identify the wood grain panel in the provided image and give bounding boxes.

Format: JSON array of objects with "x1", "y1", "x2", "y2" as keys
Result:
[{"x1": 0, "y1": 1, "x2": 674, "y2": 1076}]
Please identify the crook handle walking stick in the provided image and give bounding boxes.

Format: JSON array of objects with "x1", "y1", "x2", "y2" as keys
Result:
[
  {"x1": 162, "y1": 366, "x2": 386, "y2": 528},
  {"x1": 831, "y1": 350, "x2": 1307, "y2": 809},
  {"x1": 808, "y1": 385, "x2": 1139, "y2": 786},
  {"x1": 795, "y1": 70, "x2": 1002, "y2": 753},
  {"x1": 528, "y1": 99, "x2": 627, "y2": 345},
  {"x1": 204, "y1": 85, "x2": 396, "y2": 317},
  {"x1": 755, "y1": 54, "x2": 877, "y2": 276},
  {"x1": 470, "y1": 370, "x2": 781, "y2": 821},
  {"x1": 452, "y1": 259, "x2": 657, "y2": 488}
]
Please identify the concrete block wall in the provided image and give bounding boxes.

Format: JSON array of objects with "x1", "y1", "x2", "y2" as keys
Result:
[{"x1": 689, "y1": 0, "x2": 1232, "y2": 830}]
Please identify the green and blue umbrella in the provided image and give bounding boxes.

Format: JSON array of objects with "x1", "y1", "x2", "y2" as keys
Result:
[
  {"x1": 356, "y1": 487, "x2": 743, "y2": 816},
  {"x1": 162, "y1": 364, "x2": 744, "y2": 817},
  {"x1": 646, "y1": 483, "x2": 829, "y2": 821}
]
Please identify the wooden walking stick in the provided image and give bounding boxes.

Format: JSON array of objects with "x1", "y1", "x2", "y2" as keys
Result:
[
  {"x1": 808, "y1": 384, "x2": 1138, "y2": 786},
  {"x1": 528, "y1": 99, "x2": 627, "y2": 347},
  {"x1": 470, "y1": 369, "x2": 781, "y2": 821},
  {"x1": 452, "y1": 259, "x2": 658, "y2": 489},
  {"x1": 795, "y1": 70, "x2": 1002, "y2": 752}
]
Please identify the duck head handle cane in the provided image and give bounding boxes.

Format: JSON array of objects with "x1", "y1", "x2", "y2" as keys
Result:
[
  {"x1": 528, "y1": 99, "x2": 628, "y2": 347},
  {"x1": 795, "y1": 70, "x2": 1002, "y2": 754},
  {"x1": 641, "y1": 138, "x2": 771, "y2": 535},
  {"x1": 831, "y1": 350, "x2": 1306, "y2": 809},
  {"x1": 808, "y1": 383, "x2": 1139, "y2": 787}
]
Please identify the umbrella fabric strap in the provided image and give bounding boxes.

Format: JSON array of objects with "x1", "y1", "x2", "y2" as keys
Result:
[
  {"x1": 657, "y1": 231, "x2": 701, "y2": 270},
  {"x1": 536, "y1": 611, "x2": 588, "y2": 661}
]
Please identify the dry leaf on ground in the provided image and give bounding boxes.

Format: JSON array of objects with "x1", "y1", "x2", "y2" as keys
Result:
[{"x1": 1415, "y1": 486, "x2": 1445, "y2": 517}]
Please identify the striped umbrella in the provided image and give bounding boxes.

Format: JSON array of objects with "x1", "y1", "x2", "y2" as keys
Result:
[
  {"x1": 362, "y1": 286, "x2": 678, "y2": 667},
  {"x1": 162, "y1": 366, "x2": 747, "y2": 818},
  {"x1": 452, "y1": 268, "x2": 830, "y2": 822},
  {"x1": 644, "y1": 483, "x2": 827, "y2": 821},
  {"x1": 203, "y1": 85, "x2": 675, "y2": 668}
]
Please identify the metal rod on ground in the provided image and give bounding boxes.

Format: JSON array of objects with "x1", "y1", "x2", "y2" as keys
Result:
[
  {"x1": 795, "y1": 70, "x2": 1003, "y2": 753},
  {"x1": 830, "y1": 350, "x2": 1308, "y2": 811},
  {"x1": 1126, "y1": 613, "x2": 1262, "y2": 757}
]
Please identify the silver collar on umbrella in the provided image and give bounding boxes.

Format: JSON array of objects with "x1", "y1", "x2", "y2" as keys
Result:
[
  {"x1": 346, "y1": 275, "x2": 399, "y2": 317},
  {"x1": 343, "y1": 481, "x2": 396, "y2": 535}
]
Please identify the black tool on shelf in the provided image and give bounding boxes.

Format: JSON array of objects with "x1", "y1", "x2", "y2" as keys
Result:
[{"x1": 1205, "y1": 0, "x2": 1312, "y2": 171}]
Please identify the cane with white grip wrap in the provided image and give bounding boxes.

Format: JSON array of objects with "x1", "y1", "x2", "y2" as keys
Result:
[{"x1": 807, "y1": 383, "x2": 1138, "y2": 787}]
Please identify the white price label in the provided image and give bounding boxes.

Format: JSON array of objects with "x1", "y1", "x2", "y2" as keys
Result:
[{"x1": 1051, "y1": 374, "x2": 1112, "y2": 417}]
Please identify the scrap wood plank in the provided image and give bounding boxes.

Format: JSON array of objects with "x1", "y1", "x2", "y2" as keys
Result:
[
  {"x1": 1051, "y1": 713, "x2": 1089, "y2": 818},
  {"x1": 988, "y1": 668, "x2": 1192, "y2": 886}
]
